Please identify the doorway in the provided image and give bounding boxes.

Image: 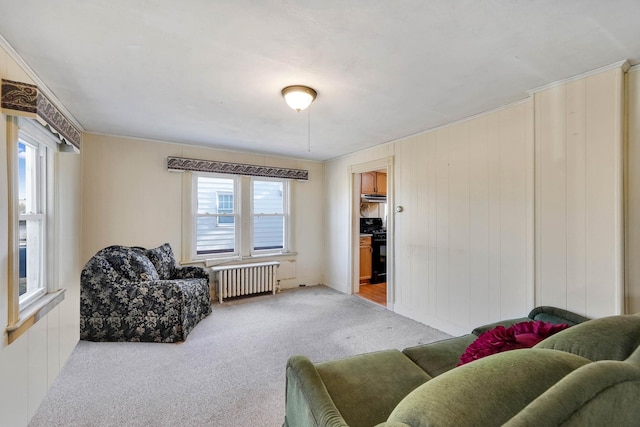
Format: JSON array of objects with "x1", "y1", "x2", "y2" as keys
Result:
[{"x1": 351, "y1": 158, "x2": 393, "y2": 309}]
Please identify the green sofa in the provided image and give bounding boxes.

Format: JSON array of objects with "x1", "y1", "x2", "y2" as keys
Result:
[{"x1": 284, "y1": 307, "x2": 640, "y2": 426}]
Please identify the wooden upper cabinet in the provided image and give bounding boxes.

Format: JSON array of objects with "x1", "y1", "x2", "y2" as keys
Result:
[
  {"x1": 361, "y1": 172, "x2": 386, "y2": 195},
  {"x1": 361, "y1": 172, "x2": 377, "y2": 194},
  {"x1": 376, "y1": 172, "x2": 387, "y2": 195}
]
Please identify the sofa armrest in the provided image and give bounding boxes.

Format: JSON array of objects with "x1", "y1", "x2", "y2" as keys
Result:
[
  {"x1": 403, "y1": 334, "x2": 476, "y2": 377},
  {"x1": 471, "y1": 317, "x2": 532, "y2": 336},
  {"x1": 527, "y1": 306, "x2": 590, "y2": 326},
  {"x1": 285, "y1": 355, "x2": 349, "y2": 427}
]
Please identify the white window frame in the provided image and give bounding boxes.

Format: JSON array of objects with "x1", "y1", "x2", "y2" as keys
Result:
[
  {"x1": 17, "y1": 132, "x2": 49, "y2": 309},
  {"x1": 192, "y1": 173, "x2": 240, "y2": 259},
  {"x1": 250, "y1": 177, "x2": 290, "y2": 255},
  {"x1": 7, "y1": 117, "x2": 63, "y2": 342},
  {"x1": 216, "y1": 191, "x2": 235, "y2": 227},
  {"x1": 187, "y1": 173, "x2": 291, "y2": 262}
]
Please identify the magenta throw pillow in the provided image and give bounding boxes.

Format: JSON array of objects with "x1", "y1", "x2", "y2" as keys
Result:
[{"x1": 457, "y1": 321, "x2": 570, "y2": 366}]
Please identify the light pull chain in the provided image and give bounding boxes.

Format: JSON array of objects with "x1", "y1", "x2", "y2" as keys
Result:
[{"x1": 307, "y1": 107, "x2": 311, "y2": 152}]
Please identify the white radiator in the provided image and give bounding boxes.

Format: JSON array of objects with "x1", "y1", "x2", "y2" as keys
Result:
[{"x1": 211, "y1": 261, "x2": 280, "y2": 303}]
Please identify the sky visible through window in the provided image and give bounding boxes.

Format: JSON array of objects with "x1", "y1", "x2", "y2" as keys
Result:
[{"x1": 18, "y1": 142, "x2": 26, "y2": 202}]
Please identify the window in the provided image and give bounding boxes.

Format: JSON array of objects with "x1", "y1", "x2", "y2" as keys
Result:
[
  {"x1": 217, "y1": 192, "x2": 234, "y2": 225},
  {"x1": 18, "y1": 139, "x2": 48, "y2": 308},
  {"x1": 7, "y1": 116, "x2": 61, "y2": 337},
  {"x1": 192, "y1": 174, "x2": 289, "y2": 259},
  {"x1": 196, "y1": 175, "x2": 238, "y2": 255},
  {"x1": 252, "y1": 179, "x2": 285, "y2": 251}
]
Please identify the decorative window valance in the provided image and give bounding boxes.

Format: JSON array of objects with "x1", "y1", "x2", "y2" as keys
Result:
[
  {"x1": 167, "y1": 156, "x2": 309, "y2": 180},
  {"x1": 1, "y1": 79, "x2": 81, "y2": 150}
]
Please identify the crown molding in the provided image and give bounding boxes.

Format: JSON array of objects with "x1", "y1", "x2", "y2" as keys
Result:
[
  {"x1": 628, "y1": 63, "x2": 640, "y2": 73},
  {"x1": 0, "y1": 34, "x2": 84, "y2": 131},
  {"x1": 528, "y1": 60, "x2": 631, "y2": 95}
]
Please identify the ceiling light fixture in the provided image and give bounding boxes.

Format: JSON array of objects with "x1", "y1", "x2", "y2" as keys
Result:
[{"x1": 281, "y1": 85, "x2": 317, "y2": 112}]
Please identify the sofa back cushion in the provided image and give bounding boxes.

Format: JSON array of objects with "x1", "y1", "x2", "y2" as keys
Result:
[
  {"x1": 145, "y1": 243, "x2": 177, "y2": 280},
  {"x1": 535, "y1": 315, "x2": 640, "y2": 361},
  {"x1": 97, "y1": 245, "x2": 160, "y2": 282},
  {"x1": 471, "y1": 307, "x2": 588, "y2": 336},
  {"x1": 459, "y1": 321, "x2": 570, "y2": 366},
  {"x1": 386, "y1": 349, "x2": 590, "y2": 427}
]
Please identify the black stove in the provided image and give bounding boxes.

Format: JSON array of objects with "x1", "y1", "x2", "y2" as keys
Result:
[
  {"x1": 360, "y1": 217, "x2": 384, "y2": 234},
  {"x1": 370, "y1": 229, "x2": 386, "y2": 242},
  {"x1": 360, "y1": 218, "x2": 386, "y2": 284}
]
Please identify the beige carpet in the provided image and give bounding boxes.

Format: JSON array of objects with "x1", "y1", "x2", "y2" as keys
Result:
[{"x1": 29, "y1": 285, "x2": 450, "y2": 427}]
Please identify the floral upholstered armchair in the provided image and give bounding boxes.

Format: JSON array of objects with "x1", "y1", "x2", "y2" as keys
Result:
[{"x1": 80, "y1": 243, "x2": 211, "y2": 342}]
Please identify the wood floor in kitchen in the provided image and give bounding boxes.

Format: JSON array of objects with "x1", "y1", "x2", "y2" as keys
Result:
[{"x1": 356, "y1": 282, "x2": 387, "y2": 307}]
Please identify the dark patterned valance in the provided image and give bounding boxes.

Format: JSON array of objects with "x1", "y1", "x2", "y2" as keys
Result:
[
  {"x1": 1, "y1": 79, "x2": 81, "y2": 150},
  {"x1": 167, "y1": 156, "x2": 309, "y2": 180}
]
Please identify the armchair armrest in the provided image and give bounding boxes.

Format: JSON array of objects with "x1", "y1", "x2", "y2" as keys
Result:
[{"x1": 172, "y1": 265, "x2": 210, "y2": 280}]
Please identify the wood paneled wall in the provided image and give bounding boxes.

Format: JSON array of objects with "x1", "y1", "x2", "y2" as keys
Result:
[
  {"x1": 325, "y1": 64, "x2": 629, "y2": 335},
  {"x1": 624, "y1": 66, "x2": 640, "y2": 314},
  {"x1": 534, "y1": 68, "x2": 624, "y2": 318},
  {"x1": 0, "y1": 44, "x2": 82, "y2": 426},
  {"x1": 392, "y1": 102, "x2": 534, "y2": 334}
]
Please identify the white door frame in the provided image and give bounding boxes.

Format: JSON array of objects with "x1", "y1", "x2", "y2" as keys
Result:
[{"x1": 349, "y1": 156, "x2": 394, "y2": 310}]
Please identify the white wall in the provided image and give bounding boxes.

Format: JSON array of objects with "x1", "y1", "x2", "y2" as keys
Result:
[
  {"x1": 325, "y1": 65, "x2": 630, "y2": 334},
  {"x1": 324, "y1": 145, "x2": 394, "y2": 294},
  {"x1": 325, "y1": 102, "x2": 534, "y2": 335},
  {"x1": 0, "y1": 45, "x2": 82, "y2": 426},
  {"x1": 534, "y1": 67, "x2": 625, "y2": 318},
  {"x1": 81, "y1": 133, "x2": 325, "y2": 289},
  {"x1": 626, "y1": 66, "x2": 640, "y2": 315},
  {"x1": 393, "y1": 102, "x2": 534, "y2": 335}
]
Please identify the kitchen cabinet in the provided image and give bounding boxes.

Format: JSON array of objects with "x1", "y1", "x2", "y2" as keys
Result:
[
  {"x1": 359, "y1": 235, "x2": 372, "y2": 282},
  {"x1": 361, "y1": 172, "x2": 387, "y2": 195}
]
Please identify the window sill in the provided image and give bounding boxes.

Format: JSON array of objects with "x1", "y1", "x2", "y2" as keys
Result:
[
  {"x1": 6, "y1": 289, "x2": 66, "y2": 344},
  {"x1": 181, "y1": 252, "x2": 298, "y2": 268}
]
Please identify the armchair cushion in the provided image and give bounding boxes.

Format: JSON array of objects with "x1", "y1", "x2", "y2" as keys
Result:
[
  {"x1": 98, "y1": 245, "x2": 160, "y2": 282},
  {"x1": 145, "y1": 243, "x2": 176, "y2": 280}
]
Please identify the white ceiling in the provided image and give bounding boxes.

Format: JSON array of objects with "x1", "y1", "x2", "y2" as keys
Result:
[{"x1": 1, "y1": 1, "x2": 640, "y2": 161}]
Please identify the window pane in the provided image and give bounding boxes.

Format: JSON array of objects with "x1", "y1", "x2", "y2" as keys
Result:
[
  {"x1": 197, "y1": 176, "x2": 234, "y2": 214},
  {"x1": 18, "y1": 139, "x2": 46, "y2": 305},
  {"x1": 19, "y1": 218, "x2": 43, "y2": 300},
  {"x1": 217, "y1": 192, "x2": 234, "y2": 224},
  {"x1": 254, "y1": 216, "x2": 284, "y2": 250},
  {"x1": 18, "y1": 141, "x2": 38, "y2": 215},
  {"x1": 18, "y1": 220, "x2": 27, "y2": 296},
  {"x1": 196, "y1": 216, "x2": 235, "y2": 254},
  {"x1": 196, "y1": 176, "x2": 236, "y2": 254},
  {"x1": 253, "y1": 180, "x2": 283, "y2": 214}
]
